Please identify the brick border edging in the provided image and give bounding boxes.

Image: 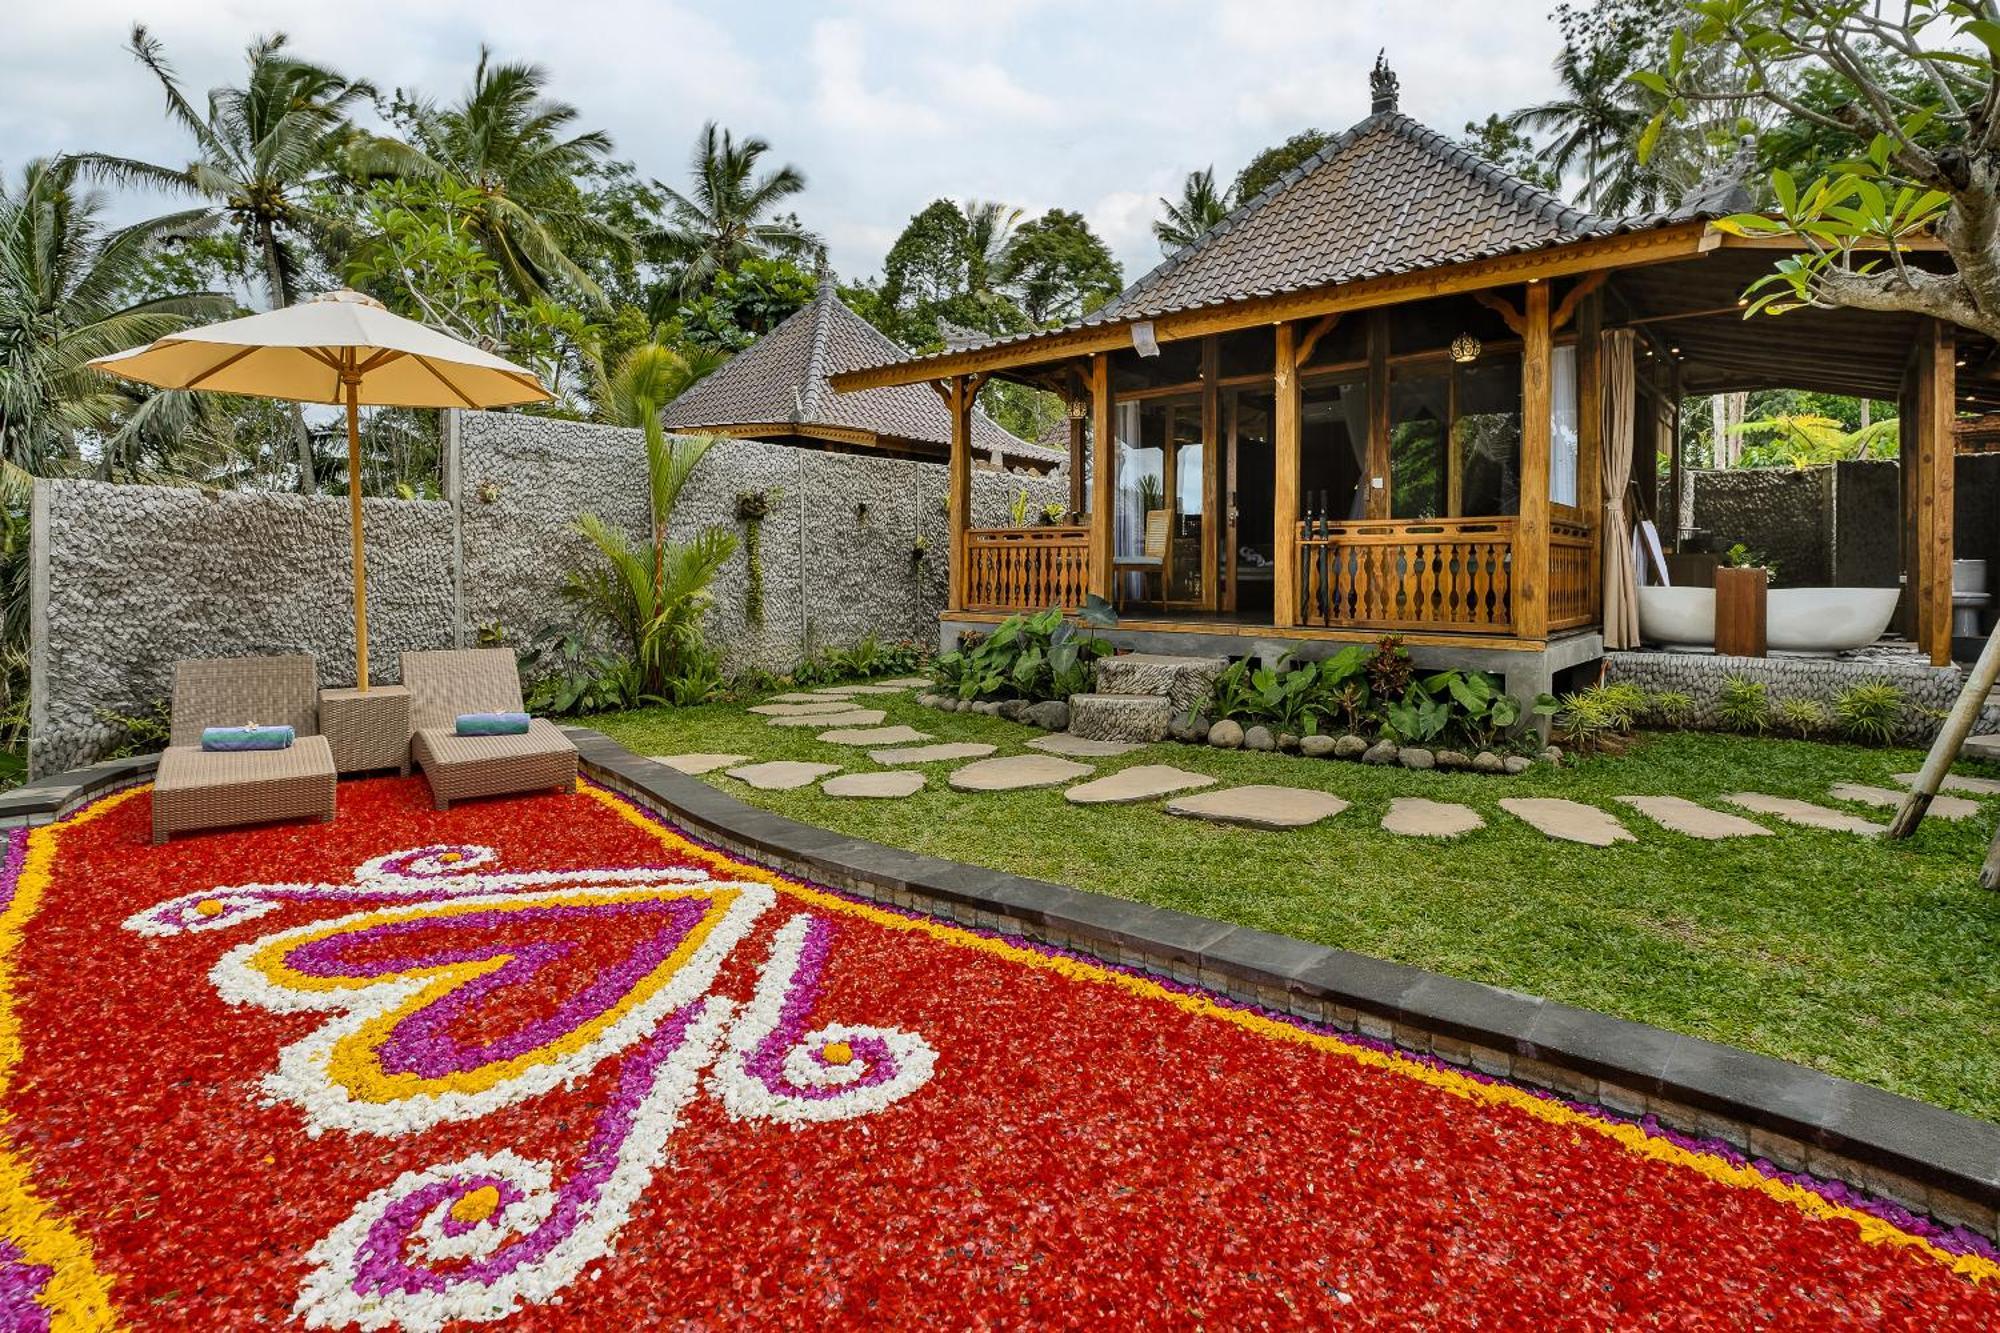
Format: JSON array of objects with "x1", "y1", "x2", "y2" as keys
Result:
[{"x1": 4, "y1": 740, "x2": 1993, "y2": 1241}]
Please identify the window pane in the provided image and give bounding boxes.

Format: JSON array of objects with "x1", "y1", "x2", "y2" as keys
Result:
[
  {"x1": 1389, "y1": 370, "x2": 1448, "y2": 519},
  {"x1": 1550, "y1": 344, "x2": 1579, "y2": 506},
  {"x1": 1453, "y1": 355, "x2": 1521, "y2": 516},
  {"x1": 1301, "y1": 377, "x2": 1368, "y2": 520}
]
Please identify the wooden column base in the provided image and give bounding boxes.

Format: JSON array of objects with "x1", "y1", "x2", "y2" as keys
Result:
[{"x1": 1714, "y1": 566, "x2": 1768, "y2": 658}]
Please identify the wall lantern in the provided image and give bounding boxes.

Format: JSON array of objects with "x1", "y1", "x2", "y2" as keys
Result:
[
  {"x1": 1067, "y1": 394, "x2": 1089, "y2": 420},
  {"x1": 1448, "y1": 332, "x2": 1482, "y2": 364}
]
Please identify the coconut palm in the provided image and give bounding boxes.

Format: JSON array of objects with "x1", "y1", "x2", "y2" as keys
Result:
[
  {"x1": 598, "y1": 341, "x2": 726, "y2": 429},
  {"x1": 651, "y1": 123, "x2": 814, "y2": 299},
  {"x1": 961, "y1": 200, "x2": 1023, "y2": 298},
  {"x1": 0, "y1": 157, "x2": 228, "y2": 491},
  {"x1": 1504, "y1": 41, "x2": 1649, "y2": 212},
  {"x1": 395, "y1": 48, "x2": 630, "y2": 305},
  {"x1": 1152, "y1": 167, "x2": 1233, "y2": 254}
]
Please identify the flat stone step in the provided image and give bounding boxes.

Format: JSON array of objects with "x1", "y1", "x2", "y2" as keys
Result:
[
  {"x1": 1092, "y1": 653, "x2": 1227, "y2": 715},
  {"x1": 822, "y1": 683, "x2": 911, "y2": 695},
  {"x1": 817, "y1": 724, "x2": 931, "y2": 746},
  {"x1": 1616, "y1": 795, "x2": 1772, "y2": 840},
  {"x1": 1722, "y1": 793, "x2": 1884, "y2": 835},
  {"x1": 725, "y1": 761, "x2": 842, "y2": 791},
  {"x1": 1828, "y1": 782, "x2": 1981, "y2": 821},
  {"x1": 949, "y1": 755, "x2": 1093, "y2": 792},
  {"x1": 868, "y1": 742, "x2": 997, "y2": 764},
  {"x1": 1894, "y1": 770, "x2": 2000, "y2": 796},
  {"x1": 649, "y1": 753, "x2": 749, "y2": 775},
  {"x1": 874, "y1": 677, "x2": 933, "y2": 688},
  {"x1": 749, "y1": 700, "x2": 860, "y2": 717},
  {"x1": 1029, "y1": 734, "x2": 1142, "y2": 758},
  {"x1": 766, "y1": 709, "x2": 885, "y2": 728},
  {"x1": 1962, "y1": 733, "x2": 2000, "y2": 763},
  {"x1": 1164, "y1": 785, "x2": 1348, "y2": 830},
  {"x1": 1381, "y1": 797, "x2": 1483, "y2": 838},
  {"x1": 1499, "y1": 798, "x2": 1635, "y2": 847},
  {"x1": 1064, "y1": 765, "x2": 1217, "y2": 806},
  {"x1": 1067, "y1": 693, "x2": 1174, "y2": 744},
  {"x1": 822, "y1": 771, "x2": 925, "y2": 798}
]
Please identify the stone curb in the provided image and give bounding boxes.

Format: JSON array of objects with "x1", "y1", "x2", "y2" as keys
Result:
[
  {"x1": 552, "y1": 728, "x2": 1996, "y2": 1238},
  {"x1": 0, "y1": 752, "x2": 158, "y2": 827}
]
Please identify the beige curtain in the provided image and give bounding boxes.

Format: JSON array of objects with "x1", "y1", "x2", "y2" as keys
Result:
[{"x1": 1601, "y1": 328, "x2": 1641, "y2": 649}]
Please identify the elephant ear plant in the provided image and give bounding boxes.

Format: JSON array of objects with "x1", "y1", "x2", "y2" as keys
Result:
[{"x1": 929, "y1": 607, "x2": 1110, "y2": 702}]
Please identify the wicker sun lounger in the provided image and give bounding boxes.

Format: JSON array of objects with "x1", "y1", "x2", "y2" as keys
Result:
[
  {"x1": 403, "y1": 648, "x2": 577, "y2": 811},
  {"x1": 152, "y1": 655, "x2": 338, "y2": 844}
]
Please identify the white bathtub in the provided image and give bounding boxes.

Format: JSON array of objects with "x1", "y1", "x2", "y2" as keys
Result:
[{"x1": 1636, "y1": 585, "x2": 1901, "y2": 656}]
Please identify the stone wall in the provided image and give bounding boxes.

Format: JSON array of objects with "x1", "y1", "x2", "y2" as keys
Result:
[
  {"x1": 31, "y1": 412, "x2": 1063, "y2": 776},
  {"x1": 1685, "y1": 466, "x2": 1832, "y2": 586},
  {"x1": 1602, "y1": 650, "x2": 1987, "y2": 744}
]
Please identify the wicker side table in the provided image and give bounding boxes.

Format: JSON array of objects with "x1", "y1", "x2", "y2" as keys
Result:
[{"x1": 318, "y1": 685, "x2": 412, "y2": 777}]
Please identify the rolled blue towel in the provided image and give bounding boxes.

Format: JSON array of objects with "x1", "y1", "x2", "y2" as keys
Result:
[
  {"x1": 200, "y1": 724, "x2": 294, "y2": 752},
  {"x1": 455, "y1": 711, "x2": 531, "y2": 737}
]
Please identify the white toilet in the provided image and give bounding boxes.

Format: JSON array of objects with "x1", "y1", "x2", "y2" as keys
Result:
[{"x1": 1954, "y1": 558, "x2": 1991, "y2": 637}]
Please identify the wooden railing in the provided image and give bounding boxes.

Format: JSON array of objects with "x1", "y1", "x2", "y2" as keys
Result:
[
  {"x1": 1549, "y1": 517, "x2": 1598, "y2": 631},
  {"x1": 1295, "y1": 517, "x2": 1516, "y2": 634},
  {"x1": 963, "y1": 526, "x2": 1090, "y2": 613}
]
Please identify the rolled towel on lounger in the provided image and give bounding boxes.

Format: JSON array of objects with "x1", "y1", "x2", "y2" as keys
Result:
[
  {"x1": 454, "y1": 711, "x2": 531, "y2": 736},
  {"x1": 200, "y1": 724, "x2": 295, "y2": 752}
]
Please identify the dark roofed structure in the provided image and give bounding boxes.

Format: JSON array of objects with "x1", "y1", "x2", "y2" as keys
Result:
[{"x1": 660, "y1": 279, "x2": 1058, "y2": 472}]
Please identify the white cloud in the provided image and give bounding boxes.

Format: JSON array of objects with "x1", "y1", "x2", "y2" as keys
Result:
[{"x1": 808, "y1": 18, "x2": 944, "y2": 136}]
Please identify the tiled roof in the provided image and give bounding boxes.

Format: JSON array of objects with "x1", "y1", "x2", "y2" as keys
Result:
[
  {"x1": 850, "y1": 110, "x2": 1684, "y2": 372},
  {"x1": 662, "y1": 281, "x2": 1056, "y2": 464}
]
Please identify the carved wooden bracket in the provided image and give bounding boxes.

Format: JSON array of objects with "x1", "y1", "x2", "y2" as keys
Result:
[
  {"x1": 1471, "y1": 289, "x2": 1527, "y2": 337},
  {"x1": 1551, "y1": 272, "x2": 1609, "y2": 333},
  {"x1": 1294, "y1": 312, "x2": 1342, "y2": 368}
]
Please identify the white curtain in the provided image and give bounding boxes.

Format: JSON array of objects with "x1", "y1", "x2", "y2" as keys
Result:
[
  {"x1": 1550, "y1": 345, "x2": 1579, "y2": 506},
  {"x1": 1337, "y1": 383, "x2": 1370, "y2": 518},
  {"x1": 1601, "y1": 329, "x2": 1640, "y2": 649}
]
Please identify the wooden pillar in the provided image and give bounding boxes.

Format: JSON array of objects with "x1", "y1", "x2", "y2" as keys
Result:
[
  {"x1": 1515, "y1": 281, "x2": 1553, "y2": 641},
  {"x1": 1067, "y1": 413, "x2": 1085, "y2": 516},
  {"x1": 1576, "y1": 292, "x2": 1603, "y2": 618},
  {"x1": 1273, "y1": 321, "x2": 1302, "y2": 628},
  {"x1": 1087, "y1": 353, "x2": 1115, "y2": 603},
  {"x1": 1201, "y1": 336, "x2": 1221, "y2": 611},
  {"x1": 1666, "y1": 360, "x2": 1684, "y2": 544},
  {"x1": 946, "y1": 374, "x2": 972, "y2": 612},
  {"x1": 1914, "y1": 320, "x2": 1957, "y2": 666},
  {"x1": 1365, "y1": 310, "x2": 1391, "y2": 518},
  {"x1": 1898, "y1": 366, "x2": 1920, "y2": 641}
]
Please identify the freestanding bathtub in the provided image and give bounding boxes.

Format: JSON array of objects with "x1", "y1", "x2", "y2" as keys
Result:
[{"x1": 1635, "y1": 585, "x2": 1901, "y2": 656}]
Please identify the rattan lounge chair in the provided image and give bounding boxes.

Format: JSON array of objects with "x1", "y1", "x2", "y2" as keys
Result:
[
  {"x1": 152, "y1": 655, "x2": 338, "y2": 844},
  {"x1": 403, "y1": 648, "x2": 577, "y2": 811}
]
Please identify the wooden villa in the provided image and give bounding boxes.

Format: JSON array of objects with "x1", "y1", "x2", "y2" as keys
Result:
[{"x1": 830, "y1": 60, "x2": 1988, "y2": 703}]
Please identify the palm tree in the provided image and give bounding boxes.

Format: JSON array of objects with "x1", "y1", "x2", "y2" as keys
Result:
[
  {"x1": 80, "y1": 26, "x2": 398, "y2": 490},
  {"x1": 651, "y1": 122, "x2": 814, "y2": 299},
  {"x1": 1504, "y1": 42, "x2": 1648, "y2": 212},
  {"x1": 0, "y1": 157, "x2": 228, "y2": 491},
  {"x1": 960, "y1": 200, "x2": 1023, "y2": 298},
  {"x1": 395, "y1": 48, "x2": 630, "y2": 305},
  {"x1": 1152, "y1": 167, "x2": 1233, "y2": 254}
]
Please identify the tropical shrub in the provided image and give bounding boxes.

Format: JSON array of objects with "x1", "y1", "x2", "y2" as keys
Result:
[
  {"x1": 93, "y1": 698, "x2": 172, "y2": 759},
  {"x1": 1208, "y1": 647, "x2": 1373, "y2": 737},
  {"x1": 1364, "y1": 635, "x2": 1413, "y2": 701},
  {"x1": 1411, "y1": 669, "x2": 1526, "y2": 749},
  {"x1": 1775, "y1": 696, "x2": 1831, "y2": 739},
  {"x1": 519, "y1": 629, "x2": 647, "y2": 716},
  {"x1": 1552, "y1": 689, "x2": 1622, "y2": 755},
  {"x1": 1833, "y1": 680, "x2": 1906, "y2": 745},
  {"x1": 930, "y1": 608, "x2": 1108, "y2": 702},
  {"x1": 1648, "y1": 689, "x2": 1695, "y2": 729},
  {"x1": 791, "y1": 635, "x2": 928, "y2": 687},
  {"x1": 1715, "y1": 677, "x2": 1771, "y2": 734},
  {"x1": 1593, "y1": 681, "x2": 1650, "y2": 732}
]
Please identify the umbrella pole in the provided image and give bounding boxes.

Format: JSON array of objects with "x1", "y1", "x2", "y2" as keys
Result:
[{"x1": 345, "y1": 372, "x2": 370, "y2": 691}]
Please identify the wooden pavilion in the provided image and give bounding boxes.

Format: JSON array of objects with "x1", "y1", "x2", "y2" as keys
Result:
[{"x1": 830, "y1": 61, "x2": 1983, "y2": 701}]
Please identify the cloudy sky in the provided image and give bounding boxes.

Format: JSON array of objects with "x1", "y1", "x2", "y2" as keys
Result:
[{"x1": 2, "y1": 1, "x2": 1573, "y2": 287}]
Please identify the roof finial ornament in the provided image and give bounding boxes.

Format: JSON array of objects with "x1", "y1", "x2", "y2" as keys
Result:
[
  {"x1": 812, "y1": 243, "x2": 835, "y2": 291},
  {"x1": 1370, "y1": 50, "x2": 1399, "y2": 115}
]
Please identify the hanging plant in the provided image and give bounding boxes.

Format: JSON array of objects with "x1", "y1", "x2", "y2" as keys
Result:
[{"x1": 735, "y1": 489, "x2": 773, "y2": 626}]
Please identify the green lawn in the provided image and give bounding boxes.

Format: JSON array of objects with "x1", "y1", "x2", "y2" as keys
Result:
[{"x1": 595, "y1": 691, "x2": 2000, "y2": 1123}]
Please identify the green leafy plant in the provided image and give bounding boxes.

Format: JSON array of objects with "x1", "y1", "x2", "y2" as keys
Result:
[
  {"x1": 1364, "y1": 635, "x2": 1413, "y2": 701},
  {"x1": 1008, "y1": 488, "x2": 1031, "y2": 527},
  {"x1": 790, "y1": 635, "x2": 928, "y2": 687},
  {"x1": 1417, "y1": 668, "x2": 1523, "y2": 749},
  {"x1": 1648, "y1": 689, "x2": 1695, "y2": 729},
  {"x1": 1593, "y1": 680, "x2": 1650, "y2": 732},
  {"x1": 1208, "y1": 646, "x2": 1371, "y2": 736},
  {"x1": 1833, "y1": 680, "x2": 1906, "y2": 746},
  {"x1": 1724, "y1": 543, "x2": 1779, "y2": 582},
  {"x1": 1775, "y1": 696, "x2": 1831, "y2": 739},
  {"x1": 1040, "y1": 502, "x2": 1067, "y2": 524},
  {"x1": 1382, "y1": 686, "x2": 1452, "y2": 745},
  {"x1": 518, "y1": 629, "x2": 647, "y2": 716},
  {"x1": 93, "y1": 698, "x2": 172, "y2": 760},
  {"x1": 1715, "y1": 677, "x2": 1771, "y2": 734},
  {"x1": 1552, "y1": 690, "x2": 1618, "y2": 756},
  {"x1": 734, "y1": 489, "x2": 773, "y2": 628},
  {"x1": 929, "y1": 608, "x2": 1108, "y2": 703}
]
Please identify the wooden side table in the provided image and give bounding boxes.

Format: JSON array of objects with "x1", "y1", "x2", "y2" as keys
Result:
[{"x1": 318, "y1": 685, "x2": 412, "y2": 777}]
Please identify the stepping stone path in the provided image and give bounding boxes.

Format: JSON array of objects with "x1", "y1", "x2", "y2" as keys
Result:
[
  {"x1": 769, "y1": 692, "x2": 836, "y2": 703},
  {"x1": 1381, "y1": 797, "x2": 1483, "y2": 838},
  {"x1": 874, "y1": 677, "x2": 933, "y2": 688},
  {"x1": 749, "y1": 701, "x2": 860, "y2": 717},
  {"x1": 649, "y1": 753, "x2": 749, "y2": 775},
  {"x1": 725, "y1": 761, "x2": 842, "y2": 791},
  {"x1": 817, "y1": 725, "x2": 931, "y2": 746},
  {"x1": 869, "y1": 742, "x2": 997, "y2": 764},
  {"x1": 1499, "y1": 798, "x2": 1635, "y2": 847},
  {"x1": 1164, "y1": 785, "x2": 1347, "y2": 830},
  {"x1": 1895, "y1": 771, "x2": 2000, "y2": 797},
  {"x1": 822, "y1": 771, "x2": 925, "y2": 799},
  {"x1": 1721, "y1": 793, "x2": 1884, "y2": 835},
  {"x1": 1616, "y1": 796, "x2": 1771, "y2": 840},
  {"x1": 766, "y1": 709, "x2": 885, "y2": 728},
  {"x1": 949, "y1": 755, "x2": 1092, "y2": 792},
  {"x1": 822, "y1": 683, "x2": 911, "y2": 695},
  {"x1": 1065, "y1": 765, "x2": 1217, "y2": 806},
  {"x1": 1028, "y1": 734, "x2": 1143, "y2": 758},
  {"x1": 1829, "y1": 782, "x2": 1981, "y2": 821}
]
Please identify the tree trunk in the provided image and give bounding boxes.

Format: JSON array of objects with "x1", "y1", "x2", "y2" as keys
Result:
[
  {"x1": 259, "y1": 224, "x2": 316, "y2": 495},
  {"x1": 1710, "y1": 392, "x2": 1748, "y2": 469}
]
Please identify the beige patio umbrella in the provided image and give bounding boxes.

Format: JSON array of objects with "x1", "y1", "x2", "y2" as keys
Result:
[{"x1": 89, "y1": 289, "x2": 551, "y2": 689}]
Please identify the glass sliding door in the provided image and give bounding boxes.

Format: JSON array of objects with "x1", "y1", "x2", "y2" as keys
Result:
[{"x1": 1114, "y1": 394, "x2": 1208, "y2": 611}]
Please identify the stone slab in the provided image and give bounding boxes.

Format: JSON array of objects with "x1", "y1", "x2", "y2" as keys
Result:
[
  {"x1": 948, "y1": 755, "x2": 1093, "y2": 792},
  {"x1": 1064, "y1": 765, "x2": 1218, "y2": 806},
  {"x1": 724, "y1": 761, "x2": 843, "y2": 791},
  {"x1": 1027, "y1": 734, "x2": 1143, "y2": 758},
  {"x1": 875, "y1": 676, "x2": 933, "y2": 687},
  {"x1": 1067, "y1": 692, "x2": 1174, "y2": 743},
  {"x1": 1381, "y1": 797, "x2": 1484, "y2": 838},
  {"x1": 826, "y1": 683, "x2": 912, "y2": 695},
  {"x1": 868, "y1": 742, "x2": 997, "y2": 764},
  {"x1": 1722, "y1": 792, "x2": 1885, "y2": 835},
  {"x1": 1616, "y1": 795, "x2": 1773, "y2": 840},
  {"x1": 769, "y1": 692, "x2": 835, "y2": 703},
  {"x1": 649, "y1": 753, "x2": 750, "y2": 775},
  {"x1": 765, "y1": 709, "x2": 885, "y2": 728},
  {"x1": 1163, "y1": 785, "x2": 1348, "y2": 830},
  {"x1": 822, "y1": 771, "x2": 926, "y2": 799},
  {"x1": 1499, "y1": 798, "x2": 1635, "y2": 847},
  {"x1": 748, "y1": 700, "x2": 861, "y2": 716},
  {"x1": 1895, "y1": 771, "x2": 2000, "y2": 797},
  {"x1": 817, "y1": 725, "x2": 932, "y2": 746},
  {"x1": 1829, "y1": 782, "x2": 1981, "y2": 821}
]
